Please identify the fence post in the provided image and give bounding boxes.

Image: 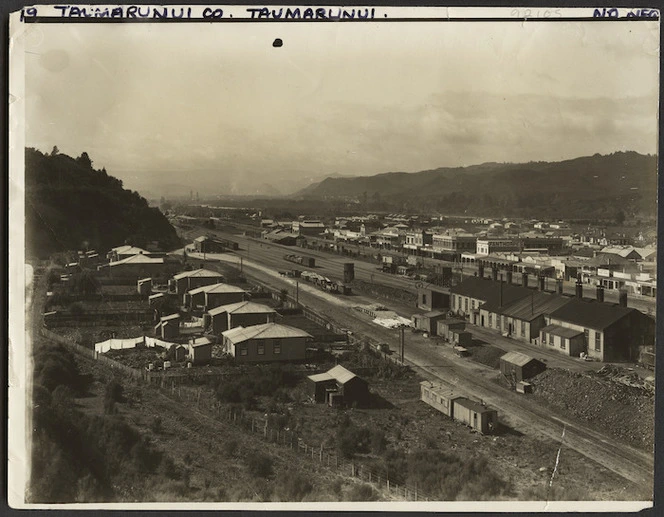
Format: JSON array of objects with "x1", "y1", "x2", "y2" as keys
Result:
[{"x1": 387, "y1": 478, "x2": 390, "y2": 491}]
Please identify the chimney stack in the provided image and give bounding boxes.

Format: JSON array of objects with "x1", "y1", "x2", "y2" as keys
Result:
[
  {"x1": 478, "y1": 263, "x2": 485, "y2": 279},
  {"x1": 618, "y1": 289, "x2": 628, "y2": 307},
  {"x1": 538, "y1": 276, "x2": 545, "y2": 291},
  {"x1": 499, "y1": 279, "x2": 503, "y2": 307},
  {"x1": 556, "y1": 279, "x2": 563, "y2": 294},
  {"x1": 506, "y1": 270, "x2": 513, "y2": 285},
  {"x1": 596, "y1": 284, "x2": 605, "y2": 303},
  {"x1": 492, "y1": 267, "x2": 498, "y2": 282},
  {"x1": 522, "y1": 272, "x2": 528, "y2": 288},
  {"x1": 575, "y1": 276, "x2": 583, "y2": 299}
]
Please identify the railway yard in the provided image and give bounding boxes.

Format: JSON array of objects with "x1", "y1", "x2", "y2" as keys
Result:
[{"x1": 171, "y1": 223, "x2": 655, "y2": 493}]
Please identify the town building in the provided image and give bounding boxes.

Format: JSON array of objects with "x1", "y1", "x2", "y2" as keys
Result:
[
  {"x1": 432, "y1": 232, "x2": 477, "y2": 253},
  {"x1": 208, "y1": 301, "x2": 276, "y2": 334},
  {"x1": 221, "y1": 323, "x2": 312, "y2": 363},
  {"x1": 100, "y1": 253, "x2": 166, "y2": 280},
  {"x1": 292, "y1": 220, "x2": 326, "y2": 236},
  {"x1": 137, "y1": 277, "x2": 152, "y2": 296},
  {"x1": 437, "y1": 319, "x2": 466, "y2": 340},
  {"x1": 417, "y1": 286, "x2": 450, "y2": 311},
  {"x1": 193, "y1": 235, "x2": 228, "y2": 254},
  {"x1": 307, "y1": 365, "x2": 369, "y2": 406},
  {"x1": 188, "y1": 336, "x2": 213, "y2": 365},
  {"x1": 107, "y1": 245, "x2": 151, "y2": 262},
  {"x1": 476, "y1": 238, "x2": 521, "y2": 256}
]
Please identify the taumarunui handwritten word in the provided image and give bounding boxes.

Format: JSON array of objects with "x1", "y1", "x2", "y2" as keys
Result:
[{"x1": 246, "y1": 7, "x2": 376, "y2": 19}]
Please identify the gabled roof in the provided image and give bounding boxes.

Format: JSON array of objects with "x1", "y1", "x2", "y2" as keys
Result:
[
  {"x1": 138, "y1": 277, "x2": 152, "y2": 283},
  {"x1": 500, "y1": 351, "x2": 539, "y2": 367},
  {"x1": 173, "y1": 268, "x2": 223, "y2": 280},
  {"x1": 548, "y1": 298, "x2": 636, "y2": 331},
  {"x1": 112, "y1": 244, "x2": 148, "y2": 254},
  {"x1": 188, "y1": 283, "x2": 247, "y2": 296},
  {"x1": 451, "y1": 278, "x2": 532, "y2": 308},
  {"x1": 110, "y1": 254, "x2": 164, "y2": 266},
  {"x1": 481, "y1": 291, "x2": 572, "y2": 322},
  {"x1": 161, "y1": 313, "x2": 180, "y2": 322},
  {"x1": 327, "y1": 365, "x2": 358, "y2": 384},
  {"x1": 222, "y1": 323, "x2": 312, "y2": 344},
  {"x1": 308, "y1": 372, "x2": 335, "y2": 383},
  {"x1": 208, "y1": 301, "x2": 275, "y2": 317}
]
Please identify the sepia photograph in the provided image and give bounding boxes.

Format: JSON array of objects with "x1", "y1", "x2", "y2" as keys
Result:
[{"x1": 8, "y1": 4, "x2": 659, "y2": 511}]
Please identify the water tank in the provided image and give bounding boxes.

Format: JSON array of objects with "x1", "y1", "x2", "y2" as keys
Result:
[{"x1": 343, "y1": 262, "x2": 355, "y2": 283}]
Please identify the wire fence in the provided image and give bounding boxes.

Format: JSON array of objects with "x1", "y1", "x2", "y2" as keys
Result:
[{"x1": 160, "y1": 382, "x2": 431, "y2": 502}]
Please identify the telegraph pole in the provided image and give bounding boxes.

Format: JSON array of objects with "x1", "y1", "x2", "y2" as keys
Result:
[
  {"x1": 400, "y1": 325, "x2": 405, "y2": 364},
  {"x1": 296, "y1": 281, "x2": 299, "y2": 305}
]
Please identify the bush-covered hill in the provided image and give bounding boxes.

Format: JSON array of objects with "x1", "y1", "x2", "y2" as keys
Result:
[
  {"x1": 296, "y1": 151, "x2": 658, "y2": 219},
  {"x1": 25, "y1": 148, "x2": 181, "y2": 258}
]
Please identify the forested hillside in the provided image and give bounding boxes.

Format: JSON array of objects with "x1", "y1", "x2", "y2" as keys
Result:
[{"x1": 25, "y1": 148, "x2": 180, "y2": 258}]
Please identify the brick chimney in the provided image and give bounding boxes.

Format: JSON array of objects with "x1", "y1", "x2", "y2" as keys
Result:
[
  {"x1": 522, "y1": 272, "x2": 528, "y2": 288},
  {"x1": 596, "y1": 284, "x2": 605, "y2": 303},
  {"x1": 618, "y1": 289, "x2": 628, "y2": 307}
]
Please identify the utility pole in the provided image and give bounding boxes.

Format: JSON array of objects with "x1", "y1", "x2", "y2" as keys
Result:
[
  {"x1": 400, "y1": 325, "x2": 405, "y2": 364},
  {"x1": 239, "y1": 256, "x2": 243, "y2": 273},
  {"x1": 296, "y1": 281, "x2": 299, "y2": 305}
]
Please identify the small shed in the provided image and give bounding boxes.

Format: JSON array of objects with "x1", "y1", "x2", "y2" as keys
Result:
[
  {"x1": 499, "y1": 351, "x2": 546, "y2": 383},
  {"x1": 437, "y1": 319, "x2": 466, "y2": 340},
  {"x1": 137, "y1": 277, "x2": 152, "y2": 296},
  {"x1": 188, "y1": 336, "x2": 212, "y2": 365},
  {"x1": 173, "y1": 344, "x2": 187, "y2": 362},
  {"x1": 307, "y1": 365, "x2": 369, "y2": 406},
  {"x1": 453, "y1": 397, "x2": 498, "y2": 434},
  {"x1": 412, "y1": 311, "x2": 447, "y2": 335},
  {"x1": 417, "y1": 286, "x2": 450, "y2": 311},
  {"x1": 155, "y1": 313, "x2": 180, "y2": 340}
]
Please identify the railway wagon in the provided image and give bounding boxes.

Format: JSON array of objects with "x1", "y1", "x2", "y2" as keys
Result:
[
  {"x1": 420, "y1": 382, "x2": 498, "y2": 434},
  {"x1": 284, "y1": 254, "x2": 316, "y2": 268},
  {"x1": 452, "y1": 397, "x2": 498, "y2": 434}
]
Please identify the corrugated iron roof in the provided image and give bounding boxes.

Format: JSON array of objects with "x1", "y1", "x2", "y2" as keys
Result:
[
  {"x1": 222, "y1": 323, "x2": 312, "y2": 344},
  {"x1": 110, "y1": 254, "x2": 163, "y2": 266},
  {"x1": 308, "y1": 372, "x2": 335, "y2": 383},
  {"x1": 500, "y1": 351, "x2": 536, "y2": 367},
  {"x1": 451, "y1": 278, "x2": 531, "y2": 308},
  {"x1": 327, "y1": 365, "x2": 357, "y2": 384},
  {"x1": 548, "y1": 298, "x2": 636, "y2": 331},
  {"x1": 481, "y1": 292, "x2": 573, "y2": 321},
  {"x1": 173, "y1": 268, "x2": 223, "y2": 280},
  {"x1": 540, "y1": 324, "x2": 584, "y2": 339},
  {"x1": 208, "y1": 301, "x2": 275, "y2": 317},
  {"x1": 189, "y1": 283, "x2": 246, "y2": 295}
]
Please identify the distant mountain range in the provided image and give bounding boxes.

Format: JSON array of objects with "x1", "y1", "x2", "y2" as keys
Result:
[
  {"x1": 25, "y1": 148, "x2": 181, "y2": 258},
  {"x1": 294, "y1": 152, "x2": 657, "y2": 219}
]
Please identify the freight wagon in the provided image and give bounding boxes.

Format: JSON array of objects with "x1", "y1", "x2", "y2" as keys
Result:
[
  {"x1": 284, "y1": 254, "x2": 316, "y2": 268},
  {"x1": 420, "y1": 381, "x2": 498, "y2": 434}
]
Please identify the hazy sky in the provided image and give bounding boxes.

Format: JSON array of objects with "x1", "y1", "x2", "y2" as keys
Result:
[{"x1": 24, "y1": 19, "x2": 659, "y2": 195}]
